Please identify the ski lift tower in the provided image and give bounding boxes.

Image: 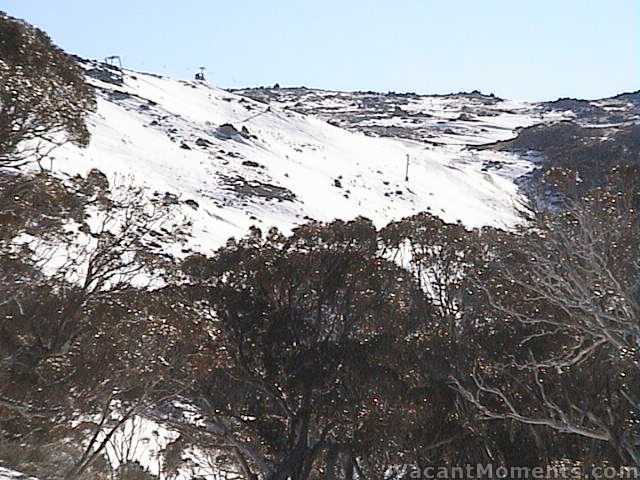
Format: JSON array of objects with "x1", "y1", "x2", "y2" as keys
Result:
[
  {"x1": 104, "y1": 55, "x2": 123, "y2": 70},
  {"x1": 104, "y1": 55, "x2": 123, "y2": 82},
  {"x1": 195, "y1": 66, "x2": 206, "y2": 81}
]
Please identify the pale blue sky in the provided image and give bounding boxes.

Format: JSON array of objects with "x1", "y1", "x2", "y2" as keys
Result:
[{"x1": 2, "y1": 0, "x2": 638, "y2": 100}]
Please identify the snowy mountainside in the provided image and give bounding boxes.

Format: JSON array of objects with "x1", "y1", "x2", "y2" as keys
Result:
[
  {"x1": 45, "y1": 60, "x2": 549, "y2": 252},
  {"x1": 232, "y1": 86, "x2": 639, "y2": 142}
]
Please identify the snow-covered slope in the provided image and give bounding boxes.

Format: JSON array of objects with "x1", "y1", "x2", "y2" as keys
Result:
[{"x1": 48, "y1": 61, "x2": 548, "y2": 252}]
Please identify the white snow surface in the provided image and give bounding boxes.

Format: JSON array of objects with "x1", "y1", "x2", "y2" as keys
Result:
[
  {"x1": 46, "y1": 62, "x2": 544, "y2": 253},
  {"x1": 0, "y1": 467, "x2": 38, "y2": 480}
]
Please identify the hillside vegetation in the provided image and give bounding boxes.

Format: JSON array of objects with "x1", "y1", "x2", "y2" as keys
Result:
[{"x1": 1, "y1": 13, "x2": 639, "y2": 480}]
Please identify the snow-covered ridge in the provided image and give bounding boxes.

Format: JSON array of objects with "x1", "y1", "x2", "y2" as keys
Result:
[
  {"x1": 48, "y1": 60, "x2": 547, "y2": 252},
  {"x1": 231, "y1": 86, "x2": 558, "y2": 146}
]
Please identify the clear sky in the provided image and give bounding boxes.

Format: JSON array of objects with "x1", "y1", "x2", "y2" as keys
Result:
[{"x1": 2, "y1": 0, "x2": 638, "y2": 100}]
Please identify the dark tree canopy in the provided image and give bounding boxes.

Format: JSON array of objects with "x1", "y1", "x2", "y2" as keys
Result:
[
  {"x1": 179, "y1": 219, "x2": 424, "y2": 479},
  {"x1": 0, "y1": 12, "x2": 95, "y2": 167},
  {"x1": 2, "y1": 166, "x2": 640, "y2": 477}
]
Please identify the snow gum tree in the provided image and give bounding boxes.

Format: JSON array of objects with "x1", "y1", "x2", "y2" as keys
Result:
[{"x1": 0, "y1": 12, "x2": 95, "y2": 168}]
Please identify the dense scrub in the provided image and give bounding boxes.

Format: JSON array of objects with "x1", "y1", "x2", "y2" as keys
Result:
[
  {"x1": 1, "y1": 165, "x2": 638, "y2": 478},
  {"x1": 479, "y1": 121, "x2": 640, "y2": 206}
]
